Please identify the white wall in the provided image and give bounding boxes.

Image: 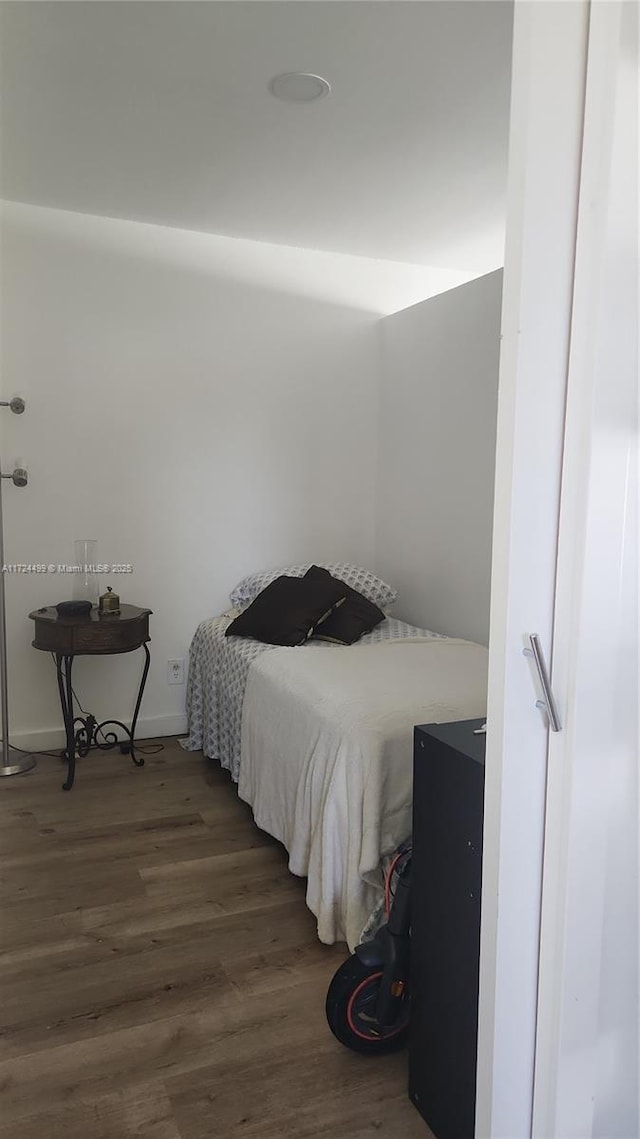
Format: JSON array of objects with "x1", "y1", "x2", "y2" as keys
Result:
[
  {"x1": 0, "y1": 202, "x2": 499, "y2": 749},
  {"x1": 375, "y1": 270, "x2": 502, "y2": 645},
  {"x1": 1, "y1": 202, "x2": 402, "y2": 748}
]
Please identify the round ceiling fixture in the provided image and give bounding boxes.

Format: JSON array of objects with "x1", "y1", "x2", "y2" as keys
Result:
[{"x1": 269, "y1": 72, "x2": 331, "y2": 103}]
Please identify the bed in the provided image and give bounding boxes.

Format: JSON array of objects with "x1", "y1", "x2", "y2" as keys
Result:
[{"x1": 182, "y1": 609, "x2": 488, "y2": 949}]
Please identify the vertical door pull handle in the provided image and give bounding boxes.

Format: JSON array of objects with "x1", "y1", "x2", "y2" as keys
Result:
[{"x1": 523, "y1": 634, "x2": 562, "y2": 732}]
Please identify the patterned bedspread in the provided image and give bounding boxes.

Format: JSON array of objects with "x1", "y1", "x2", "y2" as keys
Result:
[{"x1": 182, "y1": 615, "x2": 446, "y2": 782}]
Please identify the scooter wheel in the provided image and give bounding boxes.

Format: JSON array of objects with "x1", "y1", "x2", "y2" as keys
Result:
[{"x1": 325, "y1": 954, "x2": 410, "y2": 1054}]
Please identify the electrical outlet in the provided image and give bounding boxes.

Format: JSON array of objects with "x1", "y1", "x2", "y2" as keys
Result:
[{"x1": 167, "y1": 658, "x2": 185, "y2": 685}]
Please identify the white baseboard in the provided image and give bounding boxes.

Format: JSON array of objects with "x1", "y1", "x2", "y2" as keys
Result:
[{"x1": 10, "y1": 713, "x2": 188, "y2": 754}]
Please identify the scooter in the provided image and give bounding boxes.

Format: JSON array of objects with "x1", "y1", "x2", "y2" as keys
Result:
[{"x1": 325, "y1": 848, "x2": 412, "y2": 1053}]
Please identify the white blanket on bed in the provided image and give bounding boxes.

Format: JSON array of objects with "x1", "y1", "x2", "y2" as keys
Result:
[{"x1": 237, "y1": 635, "x2": 488, "y2": 949}]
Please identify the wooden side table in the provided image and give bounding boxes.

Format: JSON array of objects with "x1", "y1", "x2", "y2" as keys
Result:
[{"x1": 29, "y1": 604, "x2": 152, "y2": 790}]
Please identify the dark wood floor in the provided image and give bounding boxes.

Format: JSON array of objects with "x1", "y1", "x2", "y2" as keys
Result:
[{"x1": 0, "y1": 738, "x2": 431, "y2": 1138}]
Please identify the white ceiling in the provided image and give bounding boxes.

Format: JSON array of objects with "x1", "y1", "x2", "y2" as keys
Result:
[{"x1": 0, "y1": 2, "x2": 513, "y2": 271}]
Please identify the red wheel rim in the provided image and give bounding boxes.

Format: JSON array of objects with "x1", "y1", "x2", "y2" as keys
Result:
[{"x1": 346, "y1": 971, "x2": 408, "y2": 1042}]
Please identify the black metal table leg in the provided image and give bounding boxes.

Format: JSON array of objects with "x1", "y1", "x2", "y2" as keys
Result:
[
  {"x1": 55, "y1": 654, "x2": 77, "y2": 791},
  {"x1": 128, "y1": 642, "x2": 151, "y2": 767},
  {"x1": 89, "y1": 642, "x2": 151, "y2": 768},
  {"x1": 53, "y1": 642, "x2": 150, "y2": 788}
]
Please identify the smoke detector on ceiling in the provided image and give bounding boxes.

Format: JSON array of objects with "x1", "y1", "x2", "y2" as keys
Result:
[{"x1": 269, "y1": 72, "x2": 331, "y2": 103}]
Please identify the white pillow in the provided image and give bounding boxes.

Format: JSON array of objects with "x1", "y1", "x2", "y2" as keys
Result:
[{"x1": 229, "y1": 563, "x2": 398, "y2": 612}]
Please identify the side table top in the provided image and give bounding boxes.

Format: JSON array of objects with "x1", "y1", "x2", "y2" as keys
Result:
[
  {"x1": 29, "y1": 604, "x2": 152, "y2": 656},
  {"x1": 29, "y1": 603, "x2": 152, "y2": 626}
]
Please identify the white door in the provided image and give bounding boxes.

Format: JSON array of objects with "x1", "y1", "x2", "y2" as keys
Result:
[
  {"x1": 533, "y1": 2, "x2": 638, "y2": 1134},
  {"x1": 477, "y1": 2, "x2": 638, "y2": 1136}
]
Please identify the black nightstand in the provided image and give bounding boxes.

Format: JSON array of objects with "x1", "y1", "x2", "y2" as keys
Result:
[
  {"x1": 409, "y1": 719, "x2": 486, "y2": 1139},
  {"x1": 29, "y1": 604, "x2": 152, "y2": 790}
]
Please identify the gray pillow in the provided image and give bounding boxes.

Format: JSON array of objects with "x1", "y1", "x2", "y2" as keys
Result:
[{"x1": 230, "y1": 562, "x2": 397, "y2": 611}]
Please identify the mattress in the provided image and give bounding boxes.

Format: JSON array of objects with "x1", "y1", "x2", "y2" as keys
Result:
[
  {"x1": 182, "y1": 615, "x2": 447, "y2": 782},
  {"x1": 238, "y1": 633, "x2": 488, "y2": 948},
  {"x1": 183, "y1": 615, "x2": 488, "y2": 948}
]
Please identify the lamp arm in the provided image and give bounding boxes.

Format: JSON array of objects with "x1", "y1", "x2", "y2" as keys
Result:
[{"x1": 0, "y1": 396, "x2": 36, "y2": 774}]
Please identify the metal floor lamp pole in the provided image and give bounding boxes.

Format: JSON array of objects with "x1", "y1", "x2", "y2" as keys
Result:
[{"x1": 0, "y1": 396, "x2": 35, "y2": 776}]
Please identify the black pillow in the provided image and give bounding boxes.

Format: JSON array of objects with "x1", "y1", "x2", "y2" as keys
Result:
[
  {"x1": 305, "y1": 565, "x2": 385, "y2": 645},
  {"x1": 225, "y1": 574, "x2": 347, "y2": 646}
]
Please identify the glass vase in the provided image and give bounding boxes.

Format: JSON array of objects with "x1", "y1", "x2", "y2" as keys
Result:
[{"x1": 72, "y1": 539, "x2": 99, "y2": 606}]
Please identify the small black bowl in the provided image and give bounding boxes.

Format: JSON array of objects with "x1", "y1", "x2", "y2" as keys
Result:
[{"x1": 55, "y1": 600, "x2": 93, "y2": 617}]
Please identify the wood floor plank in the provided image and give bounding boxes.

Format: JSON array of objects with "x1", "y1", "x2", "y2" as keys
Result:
[
  {"x1": 220, "y1": 934, "x2": 345, "y2": 1000},
  {"x1": 166, "y1": 1037, "x2": 429, "y2": 1139},
  {"x1": 0, "y1": 1081, "x2": 181, "y2": 1139},
  {"x1": 0, "y1": 930, "x2": 239, "y2": 1058},
  {"x1": 0, "y1": 907, "x2": 86, "y2": 955},
  {"x1": 1, "y1": 813, "x2": 274, "y2": 874},
  {"x1": 7, "y1": 756, "x2": 210, "y2": 828},
  {"x1": 0, "y1": 862, "x2": 146, "y2": 918},
  {"x1": 0, "y1": 896, "x2": 320, "y2": 980},
  {"x1": 0, "y1": 737, "x2": 429, "y2": 1138},
  {"x1": 0, "y1": 982, "x2": 329, "y2": 1121},
  {"x1": 139, "y1": 844, "x2": 305, "y2": 916},
  {"x1": 0, "y1": 810, "x2": 39, "y2": 854}
]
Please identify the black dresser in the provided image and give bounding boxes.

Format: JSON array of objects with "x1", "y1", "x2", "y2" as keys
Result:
[{"x1": 409, "y1": 719, "x2": 486, "y2": 1139}]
